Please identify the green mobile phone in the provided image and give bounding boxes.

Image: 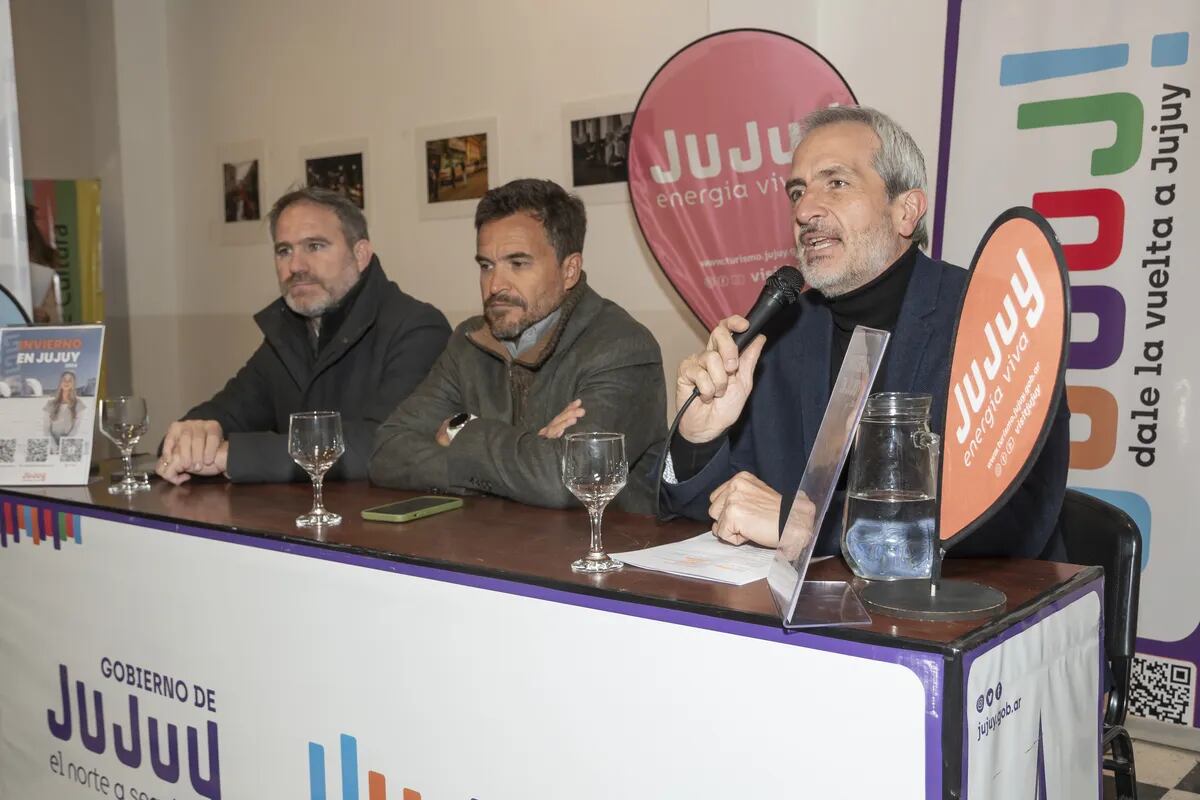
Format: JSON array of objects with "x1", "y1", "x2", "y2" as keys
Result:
[{"x1": 360, "y1": 496, "x2": 463, "y2": 523}]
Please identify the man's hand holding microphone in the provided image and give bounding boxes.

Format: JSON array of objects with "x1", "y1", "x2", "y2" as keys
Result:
[{"x1": 672, "y1": 267, "x2": 806, "y2": 547}]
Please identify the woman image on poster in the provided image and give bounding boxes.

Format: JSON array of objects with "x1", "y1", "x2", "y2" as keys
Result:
[{"x1": 44, "y1": 371, "x2": 85, "y2": 451}]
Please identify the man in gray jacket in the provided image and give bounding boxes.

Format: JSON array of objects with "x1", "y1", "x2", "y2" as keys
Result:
[{"x1": 369, "y1": 179, "x2": 665, "y2": 513}]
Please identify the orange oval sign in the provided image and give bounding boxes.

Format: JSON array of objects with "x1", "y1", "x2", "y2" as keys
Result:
[{"x1": 939, "y1": 209, "x2": 1069, "y2": 544}]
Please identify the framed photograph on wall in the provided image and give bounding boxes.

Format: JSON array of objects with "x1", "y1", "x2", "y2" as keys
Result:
[
  {"x1": 300, "y1": 139, "x2": 368, "y2": 210},
  {"x1": 416, "y1": 118, "x2": 497, "y2": 221},
  {"x1": 217, "y1": 140, "x2": 266, "y2": 246},
  {"x1": 563, "y1": 96, "x2": 635, "y2": 205}
]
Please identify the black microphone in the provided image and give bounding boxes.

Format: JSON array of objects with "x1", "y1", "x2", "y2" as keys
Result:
[
  {"x1": 730, "y1": 266, "x2": 806, "y2": 351},
  {"x1": 655, "y1": 265, "x2": 806, "y2": 518}
]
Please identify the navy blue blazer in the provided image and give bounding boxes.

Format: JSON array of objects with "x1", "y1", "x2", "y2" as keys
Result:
[{"x1": 661, "y1": 252, "x2": 1070, "y2": 560}]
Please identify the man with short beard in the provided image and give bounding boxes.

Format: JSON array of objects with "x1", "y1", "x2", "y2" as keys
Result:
[
  {"x1": 369, "y1": 178, "x2": 666, "y2": 512},
  {"x1": 157, "y1": 187, "x2": 450, "y2": 484},
  {"x1": 661, "y1": 105, "x2": 1070, "y2": 560}
]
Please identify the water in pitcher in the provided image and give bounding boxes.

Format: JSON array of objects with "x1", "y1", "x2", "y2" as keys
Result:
[{"x1": 843, "y1": 488, "x2": 937, "y2": 580}]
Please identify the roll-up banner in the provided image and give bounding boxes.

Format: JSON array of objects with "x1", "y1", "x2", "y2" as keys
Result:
[{"x1": 937, "y1": 0, "x2": 1200, "y2": 746}]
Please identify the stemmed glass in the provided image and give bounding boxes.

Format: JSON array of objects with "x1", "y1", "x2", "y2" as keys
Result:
[
  {"x1": 563, "y1": 432, "x2": 627, "y2": 573},
  {"x1": 99, "y1": 396, "x2": 150, "y2": 495},
  {"x1": 288, "y1": 411, "x2": 345, "y2": 527}
]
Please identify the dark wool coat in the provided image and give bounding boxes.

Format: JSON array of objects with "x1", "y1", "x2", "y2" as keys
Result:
[{"x1": 181, "y1": 257, "x2": 450, "y2": 482}]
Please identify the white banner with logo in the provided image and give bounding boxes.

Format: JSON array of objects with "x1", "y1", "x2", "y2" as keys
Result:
[
  {"x1": 0, "y1": 510, "x2": 938, "y2": 798},
  {"x1": 937, "y1": 0, "x2": 1200, "y2": 745},
  {"x1": 963, "y1": 591, "x2": 1101, "y2": 798}
]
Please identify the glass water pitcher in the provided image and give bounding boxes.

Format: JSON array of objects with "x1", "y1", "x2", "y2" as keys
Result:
[{"x1": 841, "y1": 392, "x2": 942, "y2": 581}]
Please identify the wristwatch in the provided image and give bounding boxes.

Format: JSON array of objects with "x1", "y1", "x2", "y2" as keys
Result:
[{"x1": 445, "y1": 412, "x2": 477, "y2": 442}]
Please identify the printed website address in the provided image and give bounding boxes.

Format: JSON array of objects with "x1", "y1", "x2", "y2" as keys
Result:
[{"x1": 699, "y1": 247, "x2": 793, "y2": 268}]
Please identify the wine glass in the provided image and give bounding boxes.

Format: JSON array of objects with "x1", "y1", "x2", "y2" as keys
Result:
[
  {"x1": 288, "y1": 411, "x2": 345, "y2": 527},
  {"x1": 99, "y1": 396, "x2": 150, "y2": 495},
  {"x1": 562, "y1": 432, "x2": 627, "y2": 573}
]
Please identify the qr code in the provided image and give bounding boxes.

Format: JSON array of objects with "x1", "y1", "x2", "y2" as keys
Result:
[
  {"x1": 26, "y1": 438, "x2": 49, "y2": 463},
  {"x1": 0, "y1": 439, "x2": 14, "y2": 463},
  {"x1": 1130, "y1": 654, "x2": 1196, "y2": 726},
  {"x1": 60, "y1": 438, "x2": 84, "y2": 463}
]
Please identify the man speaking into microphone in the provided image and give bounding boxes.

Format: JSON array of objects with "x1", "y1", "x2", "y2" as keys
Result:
[{"x1": 660, "y1": 105, "x2": 1070, "y2": 560}]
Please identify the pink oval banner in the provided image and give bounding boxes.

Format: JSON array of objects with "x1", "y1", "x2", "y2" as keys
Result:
[{"x1": 628, "y1": 30, "x2": 855, "y2": 330}]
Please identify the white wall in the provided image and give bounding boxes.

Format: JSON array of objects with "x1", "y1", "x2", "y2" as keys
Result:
[
  {"x1": 10, "y1": 0, "x2": 94, "y2": 179},
  {"x1": 15, "y1": 0, "x2": 950, "y2": 445},
  {"x1": 11, "y1": 0, "x2": 136, "y2": 412},
  {"x1": 161, "y1": 0, "x2": 718, "y2": 444},
  {"x1": 816, "y1": 1, "x2": 948, "y2": 206},
  {"x1": 112, "y1": 0, "x2": 182, "y2": 435}
]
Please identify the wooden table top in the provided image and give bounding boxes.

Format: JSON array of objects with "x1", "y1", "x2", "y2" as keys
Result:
[{"x1": 3, "y1": 475, "x2": 1098, "y2": 655}]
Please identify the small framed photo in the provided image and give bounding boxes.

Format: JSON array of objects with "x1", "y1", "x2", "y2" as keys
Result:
[
  {"x1": 217, "y1": 140, "x2": 266, "y2": 245},
  {"x1": 563, "y1": 96, "x2": 636, "y2": 205},
  {"x1": 301, "y1": 139, "x2": 368, "y2": 210},
  {"x1": 416, "y1": 118, "x2": 497, "y2": 221}
]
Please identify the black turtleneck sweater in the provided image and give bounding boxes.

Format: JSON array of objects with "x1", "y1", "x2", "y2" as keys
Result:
[
  {"x1": 670, "y1": 244, "x2": 919, "y2": 483},
  {"x1": 826, "y1": 243, "x2": 918, "y2": 391}
]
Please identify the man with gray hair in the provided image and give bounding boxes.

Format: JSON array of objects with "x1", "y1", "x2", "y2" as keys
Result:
[
  {"x1": 157, "y1": 187, "x2": 450, "y2": 484},
  {"x1": 661, "y1": 105, "x2": 1070, "y2": 560}
]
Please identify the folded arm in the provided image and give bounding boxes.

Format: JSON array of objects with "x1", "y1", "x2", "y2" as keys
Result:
[
  {"x1": 369, "y1": 348, "x2": 465, "y2": 492},
  {"x1": 445, "y1": 360, "x2": 664, "y2": 508},
  {"x1": 371, "y1": 345, "x2": 664, "y2": 510}
]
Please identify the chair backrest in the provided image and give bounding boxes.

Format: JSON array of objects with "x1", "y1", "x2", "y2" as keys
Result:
[
  {"x1": 0, "y1": 283, "x2": 32, "y2": 326},
  {"x1": 1058, "y1": 488, "x2": 1142, "y2": 726}
]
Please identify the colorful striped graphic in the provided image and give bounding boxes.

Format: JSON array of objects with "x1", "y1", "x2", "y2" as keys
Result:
[
  {"x1": 1151, "y1": 32, "x2": 1190, "y2": 67},
  {"x1": 997, "y1": 28, "x2": 1190, "y2": 570},
  {"x1": 309, "y1": 732, "x2": 426, "y2": 800},
  {"x1": 0, "y1": 501, "x2": 82, "y2": 550},
  {"x1": 1000, "y1": 43, "x2": 1130, "y2": 86}
]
